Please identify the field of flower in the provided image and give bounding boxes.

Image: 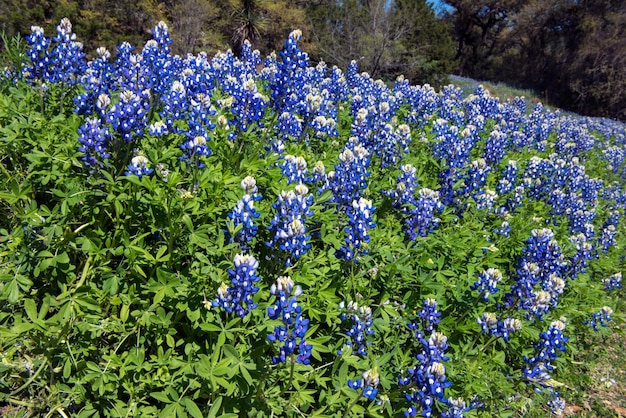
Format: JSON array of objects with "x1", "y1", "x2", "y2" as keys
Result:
[{"x1": 1, "y1": 19, "x2": 625, "y2": 417}]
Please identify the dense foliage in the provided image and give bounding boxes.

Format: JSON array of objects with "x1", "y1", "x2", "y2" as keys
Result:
[{"x1": 1, "y1": 20, "x2": 625, "y2": 417}]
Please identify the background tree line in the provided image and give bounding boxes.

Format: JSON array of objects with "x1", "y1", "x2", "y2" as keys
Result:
[
  {"x1": 1, "y1": 0, "x2": 624, "y2": 120},
  {"x1": 442, "y1": 0, "x2": 626, "y2": 121},
  {"x1": 0, "y1": 0, "x2": 455, "y2": 86}
]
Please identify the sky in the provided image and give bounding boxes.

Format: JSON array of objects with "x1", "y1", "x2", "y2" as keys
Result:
[{"x1": 428, "y1": 0, "x2": 454, "y2": 16}]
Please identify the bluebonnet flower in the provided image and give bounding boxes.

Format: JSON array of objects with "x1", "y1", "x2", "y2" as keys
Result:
[
  {"x1": 602, "y1": 272, "x2": 622, "y2": 291},
  {"x1": 504, "y1": 229, "x2": 566, "y2": 318},
  {"x1": 405, "y1": 188, "x2": 444, "y2": 240},
  {"x1": 523, "y1": 156, "x2": 552, "y2": 201},
  {"x1": 329, "y1": 141, "x2": 371, "y2": 209},
  {"x1": 566, "y1": 198, "x2": 596, "y2": 235},
  {"x1": 25, "y1": 25, "x2": 51, "y2": 81},
  {"x1": 603, "y1": 146, "x2": 625, "y2": 174},
  {"x1": 598, "y1": 211, "x2": 620, "y2": 253},
  {"x1": 338, "y1": 301, "x2": 374, "y2": 356},
  {"x1": 222, "y1": 74, "x2": 268, "y2": 133},
  {"x1": 483, "y1": 126, "x2": 508, "y2": 165},
  {"x1": 160, "y1": 80, "x2": 188, "y2": 130},
  {"x1": 474, "y1": 188, "x2": 498, "y2": 211},
  {"x1": 584, "y1": 306, "x2": 613, "y2": 330},
  {"x1": 280, "y1": 155, "x2": 309, "y2": 184},
  {"x1": 269, "y1": 30, "x2": 311, "y2": 113},
  {"x1": 504, "y1": 185, "x2": 525, "y2": 212},
  {"x1": 276, "y1": 111, "x2": 303, "y2": 142},
  {"x1": 141, "y1": 21, "x2": 174, "y2": 95},
  {"x1": 311, "y1": 161, "x2": 329, "y2": 194},
  {"x1": 148, "y1": 121, "x2": 168, "y2": 136},
  {"x1": 155, "y1": 163, "x2": 169, "y2": 182},
  {"x1": 384, "y1": 164, "x2": 419, "y2": 212},
  {"x1": 472, "y1": 268, "x2": 503, "y2": 302},
  {"x1": 497, "y1": 160, "x2": 518, "y2": 195},
  {"x1": 565, "y1": 233, "x2": 593, "y2": 279},
  {"x1": 48, "y1": 18, "x2": 85, "y2": 85},
  {"x1": 523, "y1": 318, "x2": 568, "y2": 387},
  {"x1": 267, "y1": 184, "x2": 314, "y2": 266},
  {"x1": 547, "y1": 391, "x2": 566, "y2": 416},
  {"x1": 185, "y1": 92, "x2": 216, "y2": 145},
  {"x1": 348, "y1": 368, "x2": 380, "y2": 401},
  {"x1": 228, "y1": 176, "x2": 262, "y2": 252},
  {"x1": 212, "y1": 254, "x2": 260, "y2": 318},
  {"x1": 527, "y1": 290, "x2": 553, "y2": 318},
  {"x1": 400, "y1": 331, "x2": 452, "y2": 417},
  {"x1": 337, "y1": 197, "x2": 375, "y2": 262},
  {"x1": 77, "y1": 117, "x2": 111, "y2": 169},
  {"x1": 267, "y1": 276, "x2": 311, "y2": 364},
  {"x1": 74, "y1": 47, "x2": 114, "y2": 115},
  {"x1": 477, "y1": 313, "x2": 521, "y2": 342},
  {"x1": 125, "y1": 154, "x2": 153, "y2": 177},
  {"x1": 107, "y1": 89, "x2": 151, "y2": 143},
  {"x1": 464, "y1": 158, "x2": 491, "y2": 198},
  {"x1": 495, "y1": 220, "x2": 510, "y2": 237},
  {"x1": 418, "y1": 299, "x2": 442, "y2": 333},
  {"x1": 441, "y1": 398, "x2": 470, "y2": 418},
  {"x1": 180, "y1": 135, "x2": 212, "y2": 167}
]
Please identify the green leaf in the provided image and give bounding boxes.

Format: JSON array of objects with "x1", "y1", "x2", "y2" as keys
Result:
[
  {"x1": 23, "y1": 298, "x2": 38, "y2": 322},
  {"x1": 207, "y1": 396, "x2": 222, "y2": 418},
  {"x1": 152, "y1": 390, "x2": 174, "y2": 404},
  {"x1": 182, "y1": 397, "x2": 203, "y2": 418}
]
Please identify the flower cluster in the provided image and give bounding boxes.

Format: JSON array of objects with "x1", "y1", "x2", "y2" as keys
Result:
[
  {"x1": 504, "y1": 229, "x2": 566, "y2": 318},
  {"x1": 25, "y1": 19, "x2": 85, "y2": 84},
  {"x1": 212, "y1": 254, "x2": 261, "y2": 318},
  {"x1": 280, "y1": 155, "x2": 309, "y2": 185},
  {"x1": 48, "y1": 18, "x2": 86, "y2": 85},
  {"x1": 496, "y1": 160, "x2": 518, "y2": 195},
  {"x1": 125, "y1": 154, "x2": 153, "y2": 177},
  {"x1": 267, "y1": 276, "x2": 311, "y2": 364},
  {"x1": 267, "y1": 184, "x2": 314, "y2": 266},
  {"x1": 400, "y1": 300, "x2": 454, "y2": 417},
  {"x1": 228, "y1": 176, "x2": 262, "y2": 252},
  {"x1": 523, "y1": 318, "x2": 568, "y2": 387},
  {"x1": 405, "y1": 188, "x2": 444, "y2": 240},
  {"x1": 25, "y1": 25, "x2": 51, "y2": 81},
  {"x1": 338, "y1": 301, "x2": 374, "y2": 356},
  {"x1": 384, "y1": 164, "x2": 419, "y2": 212},
  {"x1": 476, "y1": 313, "x2": 522, "y2": 341},
  {"x1": 471, "y1": 268, "x2": 503, "y2": 302},
  {"x1": 602, "y1": 272, "x2": 622, "y2": 291},
  {"x1": 417, "y1": 298, "x2": 442, "y2": 333},
  {"x1": 584, "y1": 306, "x2": 613, "y2": 330},
  {"x1": 77, "y1": 117, "x2": 111, "y2": 169},
  {"x1": 400, "y1": 331, "x2": 452, "y2": 417},
  {"x1": 329, "y1": 141, "x2": 371, "y2": 209},
  {"x1": 337, "y1": 197, "x2": 375, "y2": 262},
  {"x1": 348, "y1": 367, "x2": 380, "y2": 401},
  {"x1": 107, "y1": 90, "x2": 151, "y2": 143}
]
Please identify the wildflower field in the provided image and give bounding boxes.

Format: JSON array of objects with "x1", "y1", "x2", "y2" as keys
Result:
[{"x1": 1, "y1": 19, "x2": 625, "y2": 417}]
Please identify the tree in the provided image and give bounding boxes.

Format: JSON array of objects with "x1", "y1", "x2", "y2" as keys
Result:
[
  {"x1": 306, "y1": 0, "x2": 455, "y2": 84},
  {"x1": 392, "y1": 0, "x2": 456, "y2": 85},
  {"x1": 441, "y1": 0, "x2": 524, "y2": 77}
]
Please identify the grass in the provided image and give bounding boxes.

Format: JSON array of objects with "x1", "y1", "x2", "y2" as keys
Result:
[{"x1": 449, "y1": 75, "x2": 538, "y2": 101}]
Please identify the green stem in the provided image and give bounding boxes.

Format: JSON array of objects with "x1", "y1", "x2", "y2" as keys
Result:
[
  {"x1": 10, "y1": 357, "x2": 48, "y2": 396},
  {"x1": 342, "y1": 392, "x2": 362, "y2": 418},
  {"x1": 288, "y1": 352, "x2": 296, "y2": 390},
  {"x1": 479, "y1": 335, "x2": 499, "y2": 354}
]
